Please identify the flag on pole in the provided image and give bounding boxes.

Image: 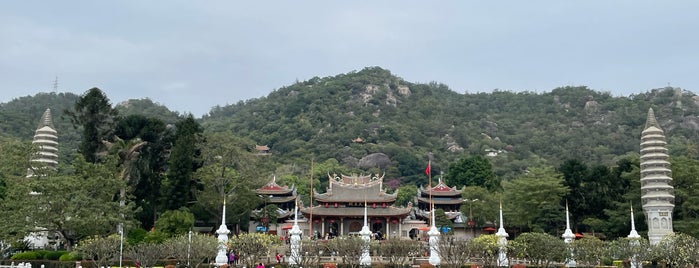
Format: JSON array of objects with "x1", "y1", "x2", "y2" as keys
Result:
[{"x1": 425, "y1": 161, "x2": 431, "y2": 176}]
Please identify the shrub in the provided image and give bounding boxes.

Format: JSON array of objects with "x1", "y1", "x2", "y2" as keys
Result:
[
  {"x1": 45, "y1": 251, "x2": 68, "y2": 260},
  {"x1": 59, "y1": 252, "x2": 82, "y2": 261},
  {"x1": 11, "y1": 251, "x2": 41, "y2": 260}
]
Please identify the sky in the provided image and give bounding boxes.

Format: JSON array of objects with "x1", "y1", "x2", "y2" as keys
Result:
[{"x1": 2, "y1": 1, "x2": 699, "y2": 117}]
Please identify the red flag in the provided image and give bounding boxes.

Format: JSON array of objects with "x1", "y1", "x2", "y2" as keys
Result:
[{"x1": 425, "y1": 162, "x2": 431, "y2": 176}]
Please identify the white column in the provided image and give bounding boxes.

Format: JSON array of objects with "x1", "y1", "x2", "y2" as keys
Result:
[
  {"x1": 562, "y1": 202, "x2": 576, "y2": 267},
  {"x1": 496, "y1": 202, "x2": 509, "y2": 267},
  {"x1": 214, "y1": 199, "x2": 230, "y2": 267},
  {"x1": 359, "y1": 203, "x2": 372, "y2": 266},
  {"x1": 288, "y1": 200, "x2": 303, "y2": 265},
  {"x1": 428, "y1": 208, "x2": 441, "y2": 266},
  {"x1": 628, "y1": 206, "x2": 641, "y2": 268}
]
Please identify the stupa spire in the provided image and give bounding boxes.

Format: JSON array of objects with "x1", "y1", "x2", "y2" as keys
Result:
[{"x1": 644, "y1": 108, "x2": 660, "y2": 129}]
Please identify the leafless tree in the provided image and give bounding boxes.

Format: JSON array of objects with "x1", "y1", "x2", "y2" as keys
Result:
[{"x1": 377, "y1": 239, "x2": 423, "y2": 267}]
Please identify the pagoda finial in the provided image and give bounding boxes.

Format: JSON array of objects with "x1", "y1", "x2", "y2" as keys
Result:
[
  {"x1": 628, "y1": 204, "x2": 640, "y2": 238},
  {"x1": 566, "y1": 200, "x2": 571, "y2": 230},
  {"x1": 38, "y1": 108, "x2": 55, "y2": 129},
  {"x1": 645, "y1": 108, "x2": 660, "y2": 130}
]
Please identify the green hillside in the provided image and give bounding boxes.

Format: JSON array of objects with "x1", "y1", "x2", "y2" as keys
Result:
[
  {"x1": 3, "y1": 67, "x2": 699, "y2": 182},
  {"x1": 201, "y1": 67, "x2": 699, "y2": 182}
]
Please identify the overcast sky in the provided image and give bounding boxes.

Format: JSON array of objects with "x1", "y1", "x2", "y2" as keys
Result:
[{"x1": 2, "y1": 1, "x2": 699, "y2": 117}]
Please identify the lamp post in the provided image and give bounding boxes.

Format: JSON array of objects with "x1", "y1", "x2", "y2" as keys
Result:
[
  {"x1": 118, "y1": 223, "x2": 124, "y2": 268},
  {"x1": 259, "y1": 195, "x2": 273, "y2": 233},
  {"x1": 463, "y1": 199, "x2": 480, "y2": 238},
  {"x1": 187, "y1": 230, "x2": 192, "y2": 268}
]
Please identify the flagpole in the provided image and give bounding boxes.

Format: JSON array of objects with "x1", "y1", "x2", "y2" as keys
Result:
[
  {"x1": 427, "y1": 160, "x2": 432, "y2": 226},
  {"x1": 309, "y1": 157, "x2": 314, "y2": 240}
]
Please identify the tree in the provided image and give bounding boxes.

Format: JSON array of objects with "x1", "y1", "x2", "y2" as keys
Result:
[
  {"x1": 290, "y1": 240, "x2": 324, "y2": 268},
  {"x1": 0, "y1": 138, "x2": 34, "y2": 242},
  {"x1": 3, "y1": 155, "x2": 129, "y2": 249},
  {"x1": 607, "y1": 237, "x2": 651, "y2": 268},
  {"x1": 377, "y1": 239, "x2": 422, "y2": 267},
  {"x1": 65, "y1": 87, "x2": 118, "y2": 163},
  {"x1": 437, "y1": 234, "x2": 470, "y2": 268},
  {"x1": 76, "y1": 235, "x2": 121, "y2": 268},
  {"x1": 153, "y1": 209, "x2": 195, "y2": 237},
  {"x1": 504, "y1": 166, "x2": 569, "y2": 232},
  {"x1": 572, "y1": 236, "x2": 606, "y2": 267},
  {"x1": 461, "y1": 186, "x2": 498, "y2": 227},
  {"x1": 325, "y1": 236, "x2": 369, "y2": 268},
  {"x1": 468, "y1": 234, "x2": 501, "y2": 267},
  {"x1": 395, "y1": 184, "x2": 417, "y2": 207},
  {"x1": 192, "y1": 132, "x2": 262, "y2": 230},
  {"x1": 114, "y1": 114, "x2": 171, "y2": 229},
  {"x1": 670, "y1": 156, "x2": 699, "y2": 237},
  {"x1": 445, "y1": 155, "x2": 499, "y2": 191},
  {"x1": 162, "y1": 115, "x2": 203, "y2": 210},
  {"x1": 164, "y1": 233, "x2": 218, "y2": 268},
  {"x1": 651, "y1": 233, "x2": 699, "y2": 268},
  {"x1": 125, "y1": 242, "x2": 166, "y2": 268},
  {"x1": 512, "y1": 232, "x2": 568, "y2": 268},
  {"x1": 228, "y1": 233, "x2": 281, "y2": 268}
]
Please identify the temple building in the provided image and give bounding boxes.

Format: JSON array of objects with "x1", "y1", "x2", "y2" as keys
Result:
[
  {"x1": 415, "y1": 177, "x2": 463, "y2": 223},
  {"x1": 27, "y1": 108, "x2": 59, "y2": 177},
  {"x1": 640, "y1": 108, "x2": 675, "y2": 245},
  {"x1": 300, "y1": 173, "x2": 419, "y2": 240},
  {"x1": 250, "y1": 177, "x2": 297, "y2": 235}
]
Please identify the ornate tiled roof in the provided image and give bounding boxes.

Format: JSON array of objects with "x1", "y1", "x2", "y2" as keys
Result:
[
  {"x1": 416, "y1": 196, "x2": 463, "y2": 205},
  {"x1": 314, "y1": 173, "x2": 396, "y2": 202},
  {"x1": 300, "y1": 203, "x2": 412, "y2": 218},
  {"x1": 418, "y1": 178, "x2": 461, "y2": 197},
  {"x1": 256, "y1": 177, "x2": 294, "y2": 195}
]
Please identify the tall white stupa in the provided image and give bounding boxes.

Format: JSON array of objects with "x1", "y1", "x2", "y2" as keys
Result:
[
  {"x1": 640, "y1": 108, "x2": 675, "y2": 245},
  {"x1": 27, "y1": 108, "x2": 59, "y2": 176}
]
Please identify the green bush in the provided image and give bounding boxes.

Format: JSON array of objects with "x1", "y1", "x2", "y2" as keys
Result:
[
  {"x1": 45, "y1": 251, "x2": 68, "y2": 260},
  {"x1": 59, "y1": 252, "x2": 81, "y2": 261},
  {"x1": 11, "y1": 251, "x2": 41, "y2": 260}
]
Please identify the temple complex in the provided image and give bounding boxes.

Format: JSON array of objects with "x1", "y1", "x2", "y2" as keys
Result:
[
  {"x1": 300, "y1": 173, "x2": 419, "y2": 240},
  {"x1": 640, "y1": 108, "x2": 675, "y2": 245}
]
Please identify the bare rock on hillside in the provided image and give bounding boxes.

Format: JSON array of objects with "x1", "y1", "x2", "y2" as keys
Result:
[{"x1": 358, "y1": 153, "x2": 392, "y2": 169}]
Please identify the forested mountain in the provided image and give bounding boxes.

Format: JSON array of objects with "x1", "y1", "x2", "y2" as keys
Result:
[
  {"x1": 3, "y1": 67, "x2": 699, "y2": 182},
  {"x1": 201, "y1": 67, "x2": 699, "y2": 182}
]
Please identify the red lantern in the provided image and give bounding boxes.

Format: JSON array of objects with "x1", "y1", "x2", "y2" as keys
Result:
[
  {"x1": 382, "y1": 203, "x2": 387, "y2": 208},
  {"x1": 330, "y1": 219, "x2": 335, "y2": 223},
  {"x1": 391, "y1": 219, "x2": 398, "y2": 224},
  {"x1": 372, "y1": 203, "x2": 376, "y2": 209},
  {"x1": 313, "y1": 219, "x2": 321, "y2": 223},
  {"x1": 325, "y1": 203, "x2": 329, "y2": 208},
  {"x1": 334, "y1": 202, "x2": 338, "y2": 208},
  {"x1": 374, "y1": 219, "x2": 381, "y2": 223}
]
